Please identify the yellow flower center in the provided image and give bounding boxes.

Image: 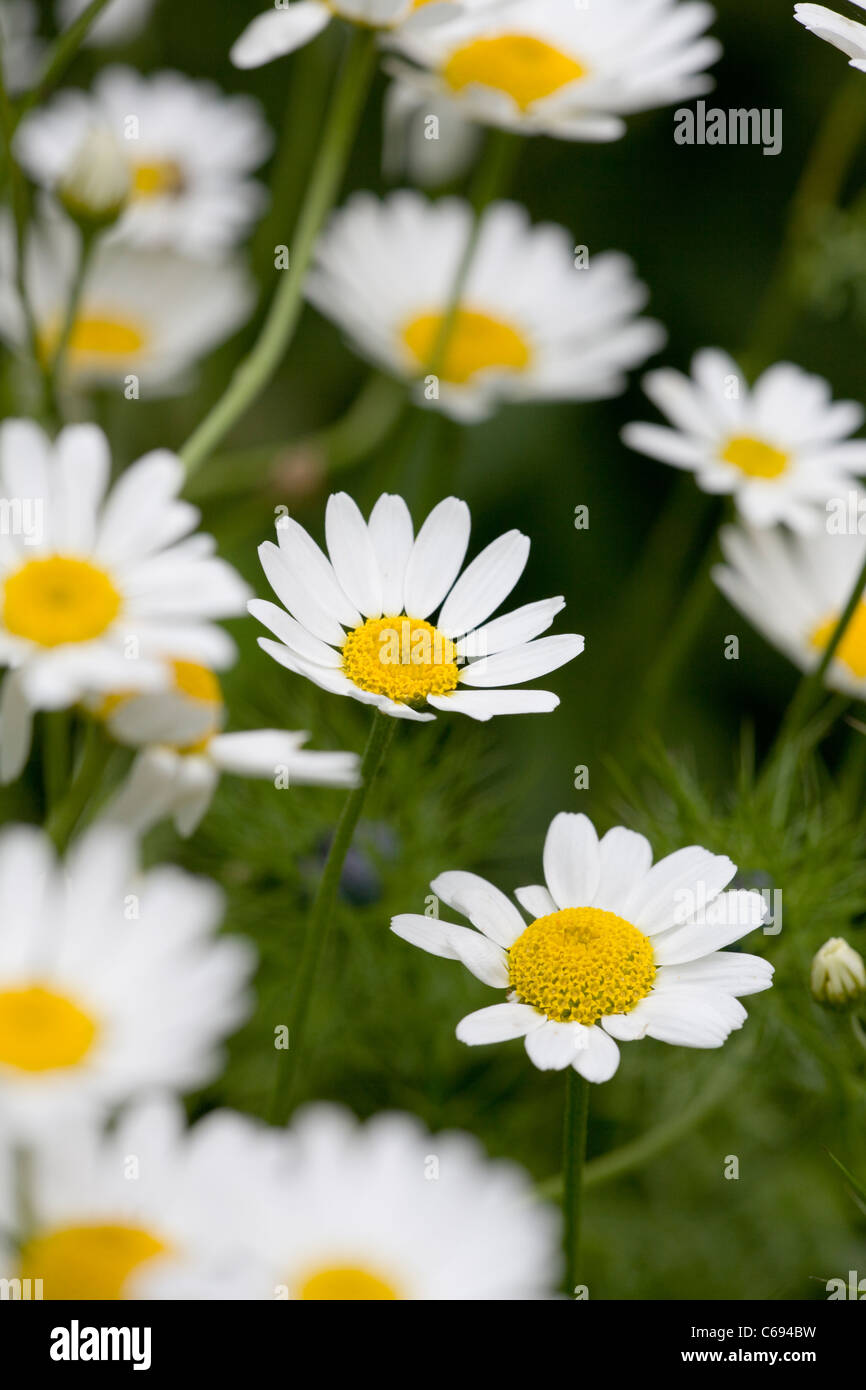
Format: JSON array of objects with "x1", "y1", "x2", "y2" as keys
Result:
[
  {"x1": 297, "y1": 1265, "x2": 401, "y2": 1300},
  {"x1": 0, "y1": 986, "x2": 98, "y2": 1072},
  {"x1": 172, "y1": 660, "x2": 222, "y2": 705},
  {"x1": 811, "y1": 603, "x2": 866, "y2": 679},
  {"x1": 402, "y1": 308, "x2": 531, "y2": 384},
  {"x1": 720, "y1": 435, "x2": 789, "y2": 480},
  {"x1": 19, "y1": 1225, "x2": 169, "y2": 1300},
  {"x1": 131, "y1": 159, "x2": 185, "y2": 200},
  {"x1": 443, "y1": 34, "x2": 587, "y2": 110},
  {"x1": 342, "y1": 615, "x2": 460, "y2": 704},
  {"x1": 40, "y1": 314, "x2": 148, "y2": 368},
  {"x1": 3, "y1": 555, "x2": 121, "y2": 647},
  {"x1": 508, "y1": 907, "x2": 656, "y2": 1025}
]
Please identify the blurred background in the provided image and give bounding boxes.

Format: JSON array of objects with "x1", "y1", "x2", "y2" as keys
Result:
[{"x1": 4, "y1": 0, "x2": 866, "y2": 1298}]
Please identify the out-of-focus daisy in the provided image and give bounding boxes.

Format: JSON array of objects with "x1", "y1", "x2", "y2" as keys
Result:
[
  {"x1": 622, "y1": 350, "x2": 866, "y2": 531},
  {"x1": 383, "y1": 80, "x2": 482, "y2": 187},
  {"x1": 0, "y1": 1097, "x2": 281, "y2": 1299},
  {"x1": 16, "y1": 67, "x2": 273, "y2": 258},
  {"x1": 0, "y1": 825, "x2": 254, "y2": 1138},
  {"x1": 231, "y1": 0, "x2": 473, "y2": 70},
  {"x1": 794, "y1": 2, "x2": 866, "y2": 70},
  {"x1": 307, "y1": 193, "x2": 664, "y2": 422},
  {"x1": 250, "y1": 492, "x2": 584, "y2": 723},
  {"x1": 714, "y1": 517, "x2": 866, "y2": 699},
  {"x1": 385, "y1": 0, "x2": 722, "y2": 143},
  {"x1": 0, "y1": 213, "x2": 254, "y2": 394},
  {"x1": 235, "y1": 1103, "x2": 562, "y2": 1299},
  {"x1": 0, "y1": 0, "x2": 44, "y2": 96},
  {"x1": 0, "y1": 420, "x2": 249, "y2": 782},
  {"x1": 57, "y1": 0, "x2": 157, "y2": 49},
  {"x1": 393, "y1": 812, "x2": 773, "y2": 1082},
  {"x1": 95, "y1": 659, "x2": 360, "y2": 835}
]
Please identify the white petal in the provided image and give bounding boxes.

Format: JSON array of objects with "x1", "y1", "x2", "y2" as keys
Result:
[
  {"x1": 276, "y1": 516, "x2": 361, "y2": 629},
  {"x1": 573, "y1": 1026, "x2": 621, "y2": 1083},
  {"x1": 652, "y1": 890, "x2": 768, "y2": 965},
  {"x1": 427, "y1": 689, "x2": 559, "y2": 720},
  {"x1": 437, "y1": 530, "x2": 529, "y2": 638},
  {"x1": 431, "y1": 869, "x2": 525, "y2": 948},
  {"x1": 593, "y1": 827, "x2": 654, "y2": 914},
  {"x1": 629, "y1": 988, "x2": 748, "y2": 1048},
  {"x1": 525, "y1": 1020, "x2": 584, "y2": 1071},
  {"x1": 390, "y1": 913, "x2": 507, "y2": 985},
  {"x1": 459, "y1": 634, "x2": 584, "y2": 687},
  {"x1": 456, "y1": 1002, "x2": 544, "y2": 1045},
  {"x1": 402, "y1": 496, "x2": 470, "y2": 619},
  {"x1": 514, "y1": 884, "x2": 557, "y2": 919},
  {"x1": 0, "y1": 671, "x2": 33, "y2": 784},
  {"x1": 655, "y1": 950, "x2": 774, "y2": 997},
  {"x1": 368, "y1": 493, "x2": 414, "y2": 615},
  {"x1": 230, "y1": 3, "x2": 330, "y2": 68},
  {"x1": 257, "y1": 541, "x2": 346, "y2": 646},
  {"x1": 247, "y1": 598, "x2": 342, "y2": 667},
  {"x1": 325, "y1": 492, "x2": 383, "y2": 618},
  {"x1": 543, "y1": 812, "x2": 600, "y2": 909},
  {"x1": 625, "y1": 846, "x2": 737, "y2": 936},
  {"x1": 457, "y1": 597, "x2": 565, "y2": 660}
]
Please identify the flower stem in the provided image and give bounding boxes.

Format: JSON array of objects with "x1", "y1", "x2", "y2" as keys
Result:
[
  {"x1": 45, "y1": 227, "x2": 97, "y2": 422},
  {"x1": 45, "y1": 719, "x2": 107, "y2": 852},
  {"x1": 42, "y1": 711, "x2": 70, "y2": 814},
  {"x1": 562, "y1": 1069, "x2": 590, "y2": 1296},
  {"x1": 270, "y1": 708, "x2": 396, "y2": 1124},
  {"x1": 180, "y1": 27, "x2": 377, "y2": 477}
]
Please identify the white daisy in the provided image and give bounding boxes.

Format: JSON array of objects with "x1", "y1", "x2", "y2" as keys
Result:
[
  {"x1": 714, "y1": 515, "x2": 866, "y2": 700},
  {"x1": 16, "y1": 67, "x2": 273, "y2": 258},
  {"x1": 385, "y1": 0, "x2": 722, "y2": 143},
  {"x1": 392, "y1": 812, "x2": 773, "y2": 1083},
  {"x1": 622, "y1": 350, "x2": 866, "y2": 531},
  {"x1": 230, "y1": 1103, "x2": 562, "y2": 1300},
  {"x1": 250, "y1": 492, "x2": 584, "y2": 723},
  {"x1": 794, "y1": 2, "x2": 866, "y2": 71},
  {"x1": 0, "y1": 211, "x2": 255, "y2": 394},
  {"x1": 0, "y1": 0, "x2": 44, "y2": 97},
  {"x1": 230, "y1": 0, "x2": 476, "y2": 71},
  {"x1": 95, "y1": 658, "x2": 360, "y2": 836},
  {"x1": 0, "y1": 419, "x2": 250, "y2": 783},
  {"x1": 307, "y1": 193, "x2": 664, "y2": 422},
  {"x1": 0, "y1": 824, "x2": 254, "y2": 1139},
  {"x1": 57, "y1": 0, "x2": 157, "y2": 49},
  {"x1": 0, "y1": 1096, "x2": 284, "y2": 1299}
]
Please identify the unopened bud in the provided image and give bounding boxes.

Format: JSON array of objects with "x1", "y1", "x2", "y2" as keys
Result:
[
  {"x1": 811, "y1": 937, "x2": 866, "y2": 1008},
  {"x1": 58, "y1": 126, "x2": 130, "y2": 229}
]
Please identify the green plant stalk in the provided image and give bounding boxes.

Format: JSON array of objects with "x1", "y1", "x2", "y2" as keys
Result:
[
  {"x1": 562, "y1": 1069, "x2": 590, "y2": 1295},
  {"x1": 179, "y1": 27, "x2": 377, "y2": 477},
  {"x1": 42, "y1": 711, "x2": 70, "y2": 814},
  {"x1": 270, "y1": 709, "x2": 396, "y2": 1124},
  {"x1": 0, "y1": 36, "x2": 42, "y2": 379},
  {"x1": 15, "y1": 0, "x2": 116, "y2": 122},
  {"x1": 45, "y1": 720, "x2": 106, "y2": 852},
  {"x1": 45, "y1": 226, "x2": 97, "y2": 422}
]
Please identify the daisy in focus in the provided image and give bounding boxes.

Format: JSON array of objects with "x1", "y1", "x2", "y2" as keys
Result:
[
  {"x1": 250, "y1": 492, "x2": 584, "y2": 723},
  {"x1": 307, "y1": 193, "x2": 664, "y2": 422},
  {"x1": 385, "y1": 0, "x2": 722, "y2": 143},
  {"x1": 0, "y1": 1096, "x2": 282, "y2": 1299},
  {"x1": 230, "y1": 0, "x2": 477, "y2": 70},
  {"x1": 392, "y1": 812, "x2": 773, "y2": 1082},
  {"x1": 714, "y1": 515, "x2": 866, "y2": 699},
  {"x1": 16, "y1": 67, "x2": 273, "y2": 258},
  {"x1": 622, "y1": 350, "x2": 866, "y2": 531},
  {"x1": 96, "y1": 659, "x2": 360, "y2": 836},
  {"x1": 0, "y1": 420, "x2": 250, "y2": 782},
  {"x1": 0, "y1": 213, "x2": 254, "y2": 394},
  {"x1": 0, "y1": 825, "x2": 254, "y2": 1138},
  {"x1": 794, "y1": 2, "x2": 866, "y2": 70},
  {"x1": 234, "y1": 1103, "x2": 562, "y2": 1300}
]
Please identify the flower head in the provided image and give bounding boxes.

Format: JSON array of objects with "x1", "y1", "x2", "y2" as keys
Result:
[
  {"x1": 623, "y1": 350, "x2": 866, "y2": 531},
  {"x1": 392, "y1": 813, "x2": 773, "y2": 1082},
  {"x1": 250, "y1": 492, "x2": 583, "y2": 723},
  {"x1": 231, "y1": 0, "x2": 476, "y2": 70},
  {"x1": 811, "y1": 936, "x2": 866, "y2": 1007}
]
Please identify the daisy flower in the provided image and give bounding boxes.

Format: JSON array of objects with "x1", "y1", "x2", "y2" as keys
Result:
[
  {"x1": 95, "y1": 658, "x2": 360, "y2": 836},
  {"x1": 385, "y1": 0, "x2": 722, "y2": 143},
  {"x1": 230, "y1": 0, "x2": 477, "y2": 71},
  {"x1": 0, "y1": 419, "x2": 250, "y2": 782},
  {"x1": 250, "y1": 492, "x2": 584, "y2": 723},
  {"x1": 392, "y1": 812, "x2": 773, "y2": 1082},
  {"x1": 16, "y1": 67, "x2": 273, "y2": 258},
  {"x1": 0, "y1": 824, "x2": 254, "y2": 1139},
  {"x1": 794, "y1": 2, "x2": 866, "y2": 71},
  {"x1": 714, "y1": 515, "x2": 866, "y2": 700},
  {"x1": 0, "y1": 212, "x2": 254, "y2": 394},
  {"x1": 307, "y1": 193, "x2": 664, "y2": 422},
  {"x1": 232, "y1": 1103, "x2": 562, "y2": 1300},
  {"x1": 57, "y1": 0, "x2": 157, "y2": 49},
  {"x1": 0, "y1": 1096, "x2": 282, "y2": 1299},
  {"x1": 622, "y1": 350, "x2": 866, "y2": 531}
]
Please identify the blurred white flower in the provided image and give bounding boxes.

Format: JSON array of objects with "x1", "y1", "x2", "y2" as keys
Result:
[
  {"x1": 811, "y1": 936, "x2": 866, "y2": 1007},
  {"x1": 307, "y1": 193, "x2": 664, "y2": 421},
  {"x1": 385, "y1": 0, "x2": 722, "y2": 142},
  {"x1": 383, "y1": 79, "x2": 482, "y2": 186},
  {"x1": 794, "y1": 2, "x2": 866, "y2": 70},
  {"x1": 623, "y1": 349, "x2": 866, "y2": 531},
  {"x1": 57, "y1": 0, "x2": 156, "y2": 48},
  {"x1": 0, "y1": 0, "x2": 44, "y2": 96},
  {"x1": 231, "y1": 0, "x2": 474, "y2": 70},
  {"x1": 16, "y1": 67, "x2": 273, "y2": 258},
  {"x1": 56, "y1": 125, "x2": 131, "y2": 229},
  {"x1": 0, "y1": 825, "x2": 254, "y2": 1139},
  {"x1": 0, "y1": 419, "x2": 250, "y2": 781},
  {"x1": 251, "y1": 491, "x2": 583, "y2": 723},
  {"x1": 393, "y1": 812, "x2": 773, "y2": 1082}
]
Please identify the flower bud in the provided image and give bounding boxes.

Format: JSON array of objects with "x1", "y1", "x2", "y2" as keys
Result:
[
  {"x1": 811, "y1": 937, "x2": 866, "y2": 1008},
  {"x1": 57, "y1": 125, "x2": 130, "y2": 230}
]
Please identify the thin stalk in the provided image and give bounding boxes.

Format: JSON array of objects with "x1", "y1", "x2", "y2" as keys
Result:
[
  {"x1": 42, "y1": 711, "x2": 70, "y2": 814},
  {"x1": 562, "y1": 1070, "x2": 590, "y2": 1295},
  {"x1": 45, "y1": 227, "x2": 96, "y2": 421},
  {"x1": 15, "y1": 0, "x2": 116, "y2": 121},
  {"x1": 45, "y1": 720, "x2": 106, "y2": 852},
  {"x1": 270, "y1": 709, "x2": 396, "y2": 1123},
  {"x1": 179, "y1": 27, "x2": 377, "y2": 477}
]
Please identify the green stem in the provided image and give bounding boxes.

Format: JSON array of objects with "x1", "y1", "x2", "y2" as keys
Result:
[
  {"x1": 851, "y1": 1014, "x2": 866, "y2": 1053},
  {"x1": 15, "y1": 0, "x2": 116, "y2": 121},
  {"x1": 45, "y1": 720, "x2": 106, "y2": 851},
  {"x1": 270, "y1": 709, "x2": 396, "y2": 1123},
  {"x1": 562, "y1": 1069, "x2": 589, "y2": 1296},
  {"x1": 179, "y1": 27, "x2": 377, "y2": 477},
  {"x1": 42, "y1": 711, "x2": 70, "y2": 814},
  {"x1": 45, "y1": 227, "x2": 96, "y2": 421}
]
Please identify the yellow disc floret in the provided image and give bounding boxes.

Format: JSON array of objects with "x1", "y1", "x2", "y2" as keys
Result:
[
  {"x1": 402, "y1": 308, "x2": 531, "y2": 384},
  {"x1": 508, "y1": 906, "x2": 656, "y2": 1025},
  {"x1": 131, "y1": 159, "x2": 185, "y2": 200},
  {"x1": 20, "y1": 1225, "x2": 169, "y2": 1300},
  {"x1": 811, "y1": 602, "x2": 866, "y2": 679},
  {"x1": 342, "y1": 615, "x2": 460, "y2": 704},
  {"x1": 720, "y1": 435, "x2": 788, "y2": 480},
  {"x1": 297, "y1": 1265, "x2": 401, "y2": 1301},
  {"x1": 0, "y1": 985, "x2": 98, "y2": 1072},
  {"x1": 443, "y1": 34, "x2": 587, "y2": 111},
  {"x1": 3, "y1": 555, "x2": 121, "y2": 647}
]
